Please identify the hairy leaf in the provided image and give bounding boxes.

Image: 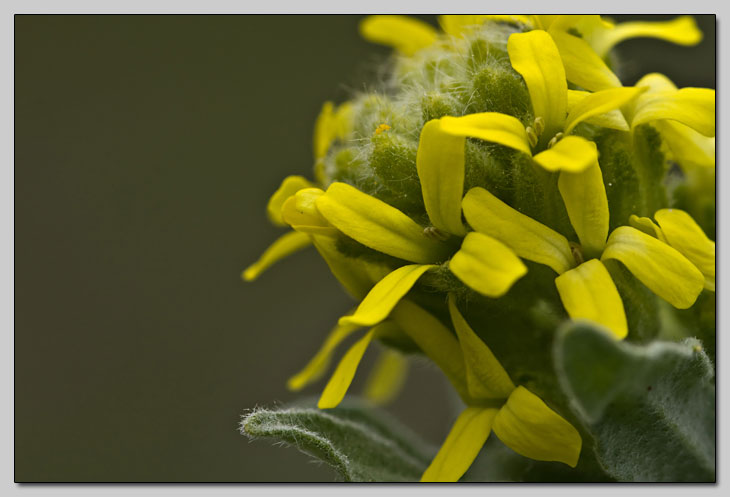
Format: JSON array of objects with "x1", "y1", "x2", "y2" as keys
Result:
[
  {"x1": 554, "y1": 322, "x2": 715, "y2": 482},
  {"x1": 240, "y1": 398, "x2": 435, "y2": 482}
]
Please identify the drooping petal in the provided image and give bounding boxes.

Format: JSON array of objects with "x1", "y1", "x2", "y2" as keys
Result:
[
  {"x1": 318, "y1": 329, "x2": 376, "y2": 409},
  {"x1": 242, "y1": 231, "x2": 311, "y2": 282},
  {"x1": 420, "y1": 407, "x2": 498, "y2": 482},
  {"x1": 266, "y1": 176, "x2": 314, "y2": 226},
  {"x1": 554, "y1": 259, "x2": 628, "y2": 339},
  {"x1": 417, "y1": 119, "x2": 467, "y2": 236},
  {"x1": 362, "y1": 348, "x2": 409, "y2": 406},
  {"x1": 316, "y1": 182, "x2": 450, "y2": 264},
  {"x1": 462, "y1": 187, "x2": 575, "y2": 274},
  {"x1": 654, "y1": 209, "x2": 715, "y2": 291},
  {"x1": 507, "y1": 30, "x2": 567, "y2": 138},
  {"x1": 313, "y1": 102, "x2": 335, "y2": 160},
  {"x1": 550, "y1": 30, "x2": 622, "y2": 91},
  {"x1": 281, "y1": 188, "x2": 338, "y2": 237},
  {"x1": 653, "y1": 120, "x2": 715, "y2": 169},
  {"x1": 564, "y1": 87, "x2": 646, "y2": 134},
  {"x1": 287, "y1": 320, "x2": 361, "y2": 391},
  {"x1": 448, "y1": 295, "x2": 516, "y2": 399},
  {"x1": 438, "y1": 15, "x2": 531, "y2": 36},
  {"x1": 492, "y1": 386, "x2": 582, "y2": 467},
  {"x1": 313, "y1": 102, "x2": 353, "y2": 161},
  {"x1": 438, "y1": 113, "x2": 532, "y2": 155},
  {"x1": 631, "y1": 88, "x2": 715, "y2": 137},
  {"x1": 557, "y1": 161, "x2": 609, "y2": 257},
  {"x1": 567, "y1": 90, "x2": 630, "y2": 131},
  {"x1": 632, "y1": 75, "x2": 715, "y2": 168},
  {"x1": 589, "y1": 16, "x2": 702, "y2": 58},
  {"x1": 310, "y1": 235, "x2": 390, "y2": 300},
  {"x1": 601, "y1": 226, "x2": 704, "y2": 309},
  {"x1": 390, "y1": 300, "x2": 467, "y2": 397},
  {"x1": 449, "y1": 232, "x2": 527, "y2": 298},
  {"x1": 339, "y1": 264, "x2": 437, "y2": 327},
  {"x1": 628, "y1": 215, "x2": 667, "y2": 242},
  {"x1": 359, "y1": 15, "x2": 438, "y2": 56},
  {"x1": 533, "y1": 135, "x2": 598, "y2": 173}
]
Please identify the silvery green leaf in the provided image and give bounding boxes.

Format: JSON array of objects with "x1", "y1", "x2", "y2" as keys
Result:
[
  {"x1": 554, "y1": 321, "x2": 715, "y2": 482},
  {"x1": 240, "y1": 398, "x2": 435, "y2": 482}
]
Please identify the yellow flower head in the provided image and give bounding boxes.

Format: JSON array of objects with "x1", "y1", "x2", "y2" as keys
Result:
[{"x1": 243, "y1": 15, "x2": 714, "y2": 483}]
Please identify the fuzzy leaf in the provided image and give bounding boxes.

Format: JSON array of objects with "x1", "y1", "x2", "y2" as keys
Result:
[
  {"x1": 554, "y1": 322, "x2": 715, "y2": 482},
  {"x1": 241, "y1": 398, "x2": 435, "y2": 482}
]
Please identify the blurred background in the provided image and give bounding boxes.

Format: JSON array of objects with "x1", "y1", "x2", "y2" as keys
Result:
[{"x1": 15, "y1": 14, "x2": 715, "y2": 482}]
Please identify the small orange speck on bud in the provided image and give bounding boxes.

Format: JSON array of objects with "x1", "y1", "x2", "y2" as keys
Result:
[{"x1": 375, "y1": 123, "x2": 392, "y2": 135}]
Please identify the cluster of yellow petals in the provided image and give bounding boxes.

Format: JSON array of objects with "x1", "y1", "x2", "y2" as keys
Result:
[{"x1": 244, "y1": 14, "x2": 714, "y2": 482}]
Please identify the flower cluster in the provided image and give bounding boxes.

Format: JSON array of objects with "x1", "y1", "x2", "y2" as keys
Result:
[{"x1": 244, "y1": 15, "x2": 715, "y2": 482}]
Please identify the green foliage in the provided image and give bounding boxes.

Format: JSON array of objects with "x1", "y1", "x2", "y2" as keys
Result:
[
  {"x1": 554, "y1": 322, "x2": 715, "y2": 482},
  {"x1": 241, "y1": 399, "x2": 435, "y2": 482}
]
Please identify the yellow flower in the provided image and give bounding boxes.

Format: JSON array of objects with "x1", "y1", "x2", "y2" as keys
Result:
[
  {"x1": 419, "y1": 295, "x2": 581, "y2": 481},
  {"x1": 310, "y1": 177, "x2": 526, "y2": 408},
  {"x1": 242, "y1": 101, "x2": 352, "y2": 282},
  {"x1": 431, "y1": 30, "x2": 644, "y2": 176},
  {"x1": 360, "y1": 14, "x2": 702, "y2": 62},
  {"x1": 627, "y1": 72, "x2": 715, "y2": 172},
  {"x1": 462, "y1": 174, "x2": 711, "y2": 340}
]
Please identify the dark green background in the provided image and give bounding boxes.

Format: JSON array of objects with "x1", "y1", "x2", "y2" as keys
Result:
[{"x1": 15, "y1": 14, "x2": 715, "y2": 482}]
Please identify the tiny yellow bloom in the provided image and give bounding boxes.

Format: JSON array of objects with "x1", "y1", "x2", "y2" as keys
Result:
[{"x1": 374, "y1": 123, "x2": 391, "y2": 135}]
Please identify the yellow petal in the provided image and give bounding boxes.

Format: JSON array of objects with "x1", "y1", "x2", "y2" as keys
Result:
[
  {"x1": 550, "y1": 30, "x2": 622, "y2": 91},
  {"x1": 438, "y1": 15, "x2": 531, "y2": 36},
  {"x1": 242, "y1": 231, "x2": 311, "y2": 282},
  {"x1": 601, "y1": 226, "x2": 704, "y2": 309},
  {"x1": 417, "y1": 119, "x2": 467, "y2": 236},
  {"x1": 653, "y1": 120, "x2": 715, "y2": 169},
  {"x1": 318, "y1": 329, "x2": 375, "y2": 409},
  {"x1": 363, "y1": 348, "x2": 409, "y2": 406},
  {"x1": 438, "y1": 113, "x2": 532, "y2": 155},
  {"x1": 632, "y1": 88, "x2": 715, "y2": 137},
  {"x1": 493, "y1": 386, "x2": 582, "y2": 467},
  {"x1": 635, "y1": 72, "x2": 678, "y2": 93},
  {"x1": 590, "y1": 16, "x2": 702, "y2": 58},
  {"x1": 507, "y1": 30, "x2": 567, "y2": 138},
  {"x1": 449, "y1": 232, "x2": 527, "y2": 298},
  {"x1": 554, "y1": 259, "x2": 628, "y2": 339},
  {"x1": 631, "y1": 75, "x2": 715, "y2": 167},
  {"x1": 313, "y1": 101, "x2": 335, "y2": 160},
  {"x1": 448, "y1": 295, "x2": 516, "y2": 399},
  {"x1": 567, "y1": 90, "x2": 629, "y2": 131},
  {"x1": 654, "y1": 209, "x2": 715, "y2": 292},
  {"x1": 316, "y1": 182, "x2": 450, "y2": 264},
  {"x1": 339, "y1": 264, "x2": 436, "y2": 327},
  {"x1": 390, "y1": 300, "x2": 467, "y2": 397},
  {"x1": 462, "y1": 187, "x2": 575, "y2": 274},
  {"x1": 564, "y1": 87, "x2": 645, "y2": 134},
  {"x1": 281, "y1": 188, "x2": 338, "y2": 237},
  {"x1": 557, "y1": 160, "x2": 609, "y2": 257},
  {"x1": 533, "y1": 135, "x2": 598, "y2": 173},
  {"x1": 311, "y1": 235, "x2": 390, "y2": 300},
  {"x1": 420, "y1": 407, "x2": 498, "y2": 482},
  {"x1": 628, "y1": 215, "x2": 667, "y2": 243},
  {"x1": 359, "y1": 15, "x2": 438, "y2": 56},
  {"x1": 287, "y1": 320, "x2": 361, "y2": 391},
  {"x1": 266, "y1": 176, "x2": 314, "y2": 226}
]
